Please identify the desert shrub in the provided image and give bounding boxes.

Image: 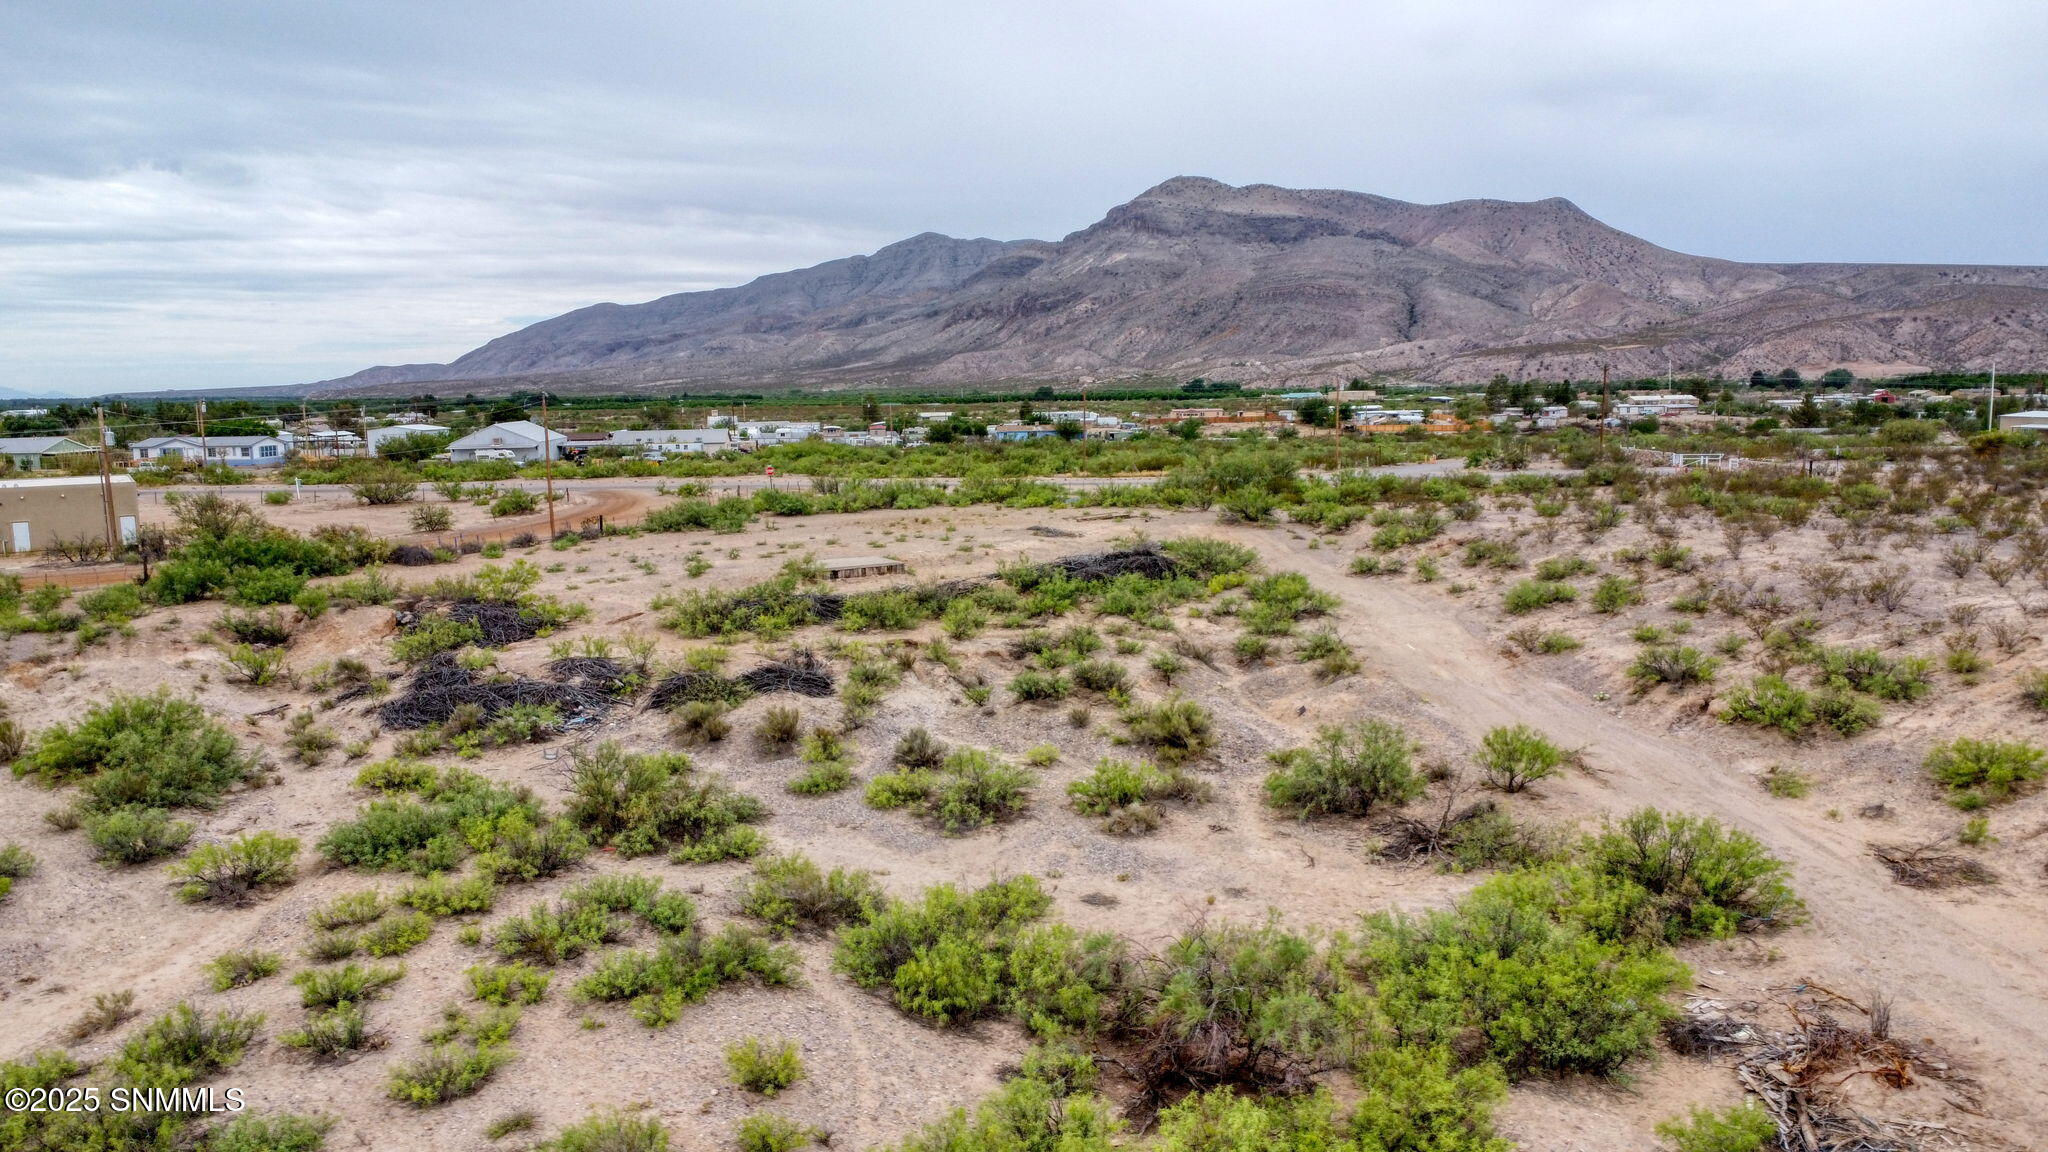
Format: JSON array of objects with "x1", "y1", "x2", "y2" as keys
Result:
[
  {"x1": 669, "y1": 700, "x2": 733, "y2": 747},
  {"x1": 538, "y1": 1112, "x2": 673, "y2": 1152},
  {"x1": 205, "y1": 1113, "x2": 334, "y2": 1152},
  {"x1": 0, "y1": 844, "x2": 36, "y2": 890},
  {"x1": 398, "y1": 872, "x2": 495, "y2": 917},
  {"x1": 360, "y1": 910, "x2": 434, "y2": 956},
  {"x1": 387, "y1": 1030, "x2": 514, "y2": 1107},
  {"x1": 311, "y1": 889, "x2": 388, "y2": 931},
  {"x1": 1347, "y1": 1044, "x2": 1513, "y2": 1152},
  {"x1": 294, "y1": 962, "x2": 404, "y2": 1009},
  {"x1": 1009, "y1": 669, "x2": 1071, "y2": 703},
  {"x1": 1925, "y1": 737, "x2": 2047, "y2": 808},
  {"x1": 1628, "y1": 646, "x2": 1719, "y2": 691},
  {"x1": 1502, "y1": 579, "x2": 1577, "y2": 615},
  {"x1": 1720, "y1": 675, "x2": 1813, "y2": 736},
  {"x1": 321, "y1": 767, "x2": 544, "y2": 873},
  {"x1": 490, "y1": 489, "x2": 539, "y2": 517},
  {"x1": 736, "y1": 1113, "x2": 819, "y2": 1152},
  {"x1": 67, "y1": 990, "x2": 138, "y2": 1041},
  {"x1": 1475, "y1": 725, "x2": 1568, "y2": 793},
  {"x1": 1816, "y1": 647, "x2": 1932, "y2": 702},
  {"x1": 1265, "y1": 719, "x2": 1422, "y2": 818},
  {"x1": 892, "y1": 727, "x2": 948, "y2": 770},
  {"x1": 206, "y1": 949, "x2": 283, "y2": 991},
  {"x1": 725, "y1": 1037, "x2": 803, "y2": 1095},
  {"x1": 573, "y1": 923, "x2": 797, "y2": 1027},
  {"x1": 14, "y1": 689, "x2": 254, "y2": 812},
  {"x1": 1357, "y1": 876, "x2": 1687, "y2": 1077},
  {"x1": 169, "y1": 831, "x2": 300, "y2": 904},
  {"x1": 117, "y1": 1001, "x2": 263, "y2": 1079},
  {"x1": 1130, "y1": 918, "x2": 1358, "y2": 1093},
  {"x1": 874, "y1": 1065, "x2": 1118, "y2": 1152},
  {"x1": 835, "y1": 876, "x2": 1110, "y2": 1029},
  {"x1": 1812, "y1": 690, "x2": 1881, "y2": 737},
  {"x1": 1578, "y1": 809, "x2": 1804, "y2": 941},
  {"x1": 1534, "y1": 555, "x2": 1595, "y2": 581},
  {"x1": 1655, "y1": 1103, "x2": 1778, "y2": 1152},
  {"x1": 217, "y1": 608, "x2": 293, "y2": 646},
  {"x1": 1121, "y1": 694, "x2": 1214, "y2": 764},
  {"x1": 557, "y1": 739, "x2": 759, "y2": 857},
  {"x1": 280, "y1": 1001, "x2": 381, "y2": 1059},
  {"x1": 2022, "y1": 670, "x2": 2048, "y2": 713},
  {"x1": 867, "y1": 747, "x2": 1032, "y2": 834},
  {"x1": 492, "y1": 899, "x2": 625, "y2": 965},
  {"x1": 86, "y1": 806, "x2": 195, "y2": 862},
  {"x1": 1590, "y1": 575, "x2": 1643, "y2": 614},
  {"x1": 409, "y1": 504, "x2": 454, "y2": 532},
  {"x1": 478, "y1": 816, "x2": 600, "y2": 878},
  {"x1": 739, "y1": 852, "x2": 885, "y2": 935},
  {"x1": 754, "y1": 705, "x2": 803, "y2": 753},
  {"x1": 1069, "y1": 659, "x2": 1130, "y2": 694},
  {"x1": 1067, "y1": 758, "x2": 1210, "y2": 833},
  {"x1": 468, "y1": 961, "x2": 554, "y2": 1006}
]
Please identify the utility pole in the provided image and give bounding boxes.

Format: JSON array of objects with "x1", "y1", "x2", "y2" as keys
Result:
[
  {"x1": 540, "y1": 392, "x2": 557, "y2": 539},
  {"x1": 1987, "y1": 362, "x2": 1999, "y2": 432},
  {"x1": 1598, "y1": 365, "x2": 1610, "y2": 447},
  {"x1": 95, "y1": 406, "x2": 119, "y2": 551},
  {"x1": 196, "y1": 398, "x2": 208, "y2": 469}
]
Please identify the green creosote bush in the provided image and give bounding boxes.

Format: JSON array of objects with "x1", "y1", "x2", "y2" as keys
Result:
[
  {"x1": 1654, "y1": 1102, "x2": 1778, "y2": 1152},
  {"x1": 1475, "y1": 724, "x2": 1569, "y2": 793},
  {"x1": 468, "y1": 961, "x2": 554, "y2": 1006},
  {"x1": 754, "y1": 705, "x2": 803, "y2": 752},
  {"x1": 386, "y1": 1007, "x2": 518, "y2": 1107},
  {"x1": 1590, "y1": 575, "x2": 1643, "y2": 614},
  {"x1": 1066, "y1": 757, "x2": 1211, "y2": 834},
  {"x1": 168, "y1": 831, "x2": 300, "y2": 905},
  {"x1": 1502, "y1": 578, "x2": 1578, "y2": 615},
  {"x1": 538, "y1": 1111, "x2": 673, "y2": 1152},
  {"x1": 1576, "y1": 808, "x2": 1805, "y2": 941},
  {"x1": 280, "y1": 1001, "x2": 382, "y2": 1059},
  {"x1": 311, "y1": 889, "x2": 388, "y2": 930},
  {"x1": 864, "y1": 747, "x2": 1032, "y2": 833},
  {"x1": 13, "y1": 688, "x2": 255, "y2": 812},
  {"x1": 1628, "y1": 646, "x2": 1720, "y2": 692},
  {"x1": 736, "y1": 1113, "x2": 819, "y2": 1152},
  {"x1": 205, "y1": 1113, "x2": 334, "y2": 1152},
  {"x1": 566, "y1": 740, "x2": 766, "y2": 859},
  {"x1": 725, "y1": 1037, "x2": 804, "y2": 1095},
  {"x1": 1264, "y1": 719, "x2": 1423, "y2": 818},
  {"x1": 573, "y1": 923, "x2": 798, "y2": 1028},
  {"x1": 1120, "y1": 694, "x2": 1214, "y2": 764},
  {"x1": 739, "y1": 852, "x2": 885, "y2": 935},
  {"x1": 399, "y1": 872, "x2": 496, "y2": 916},
  {"x1": 360, "y1": 909, "x2": 435, "y2": 957},
  {"x1": 1925, "y1": 737, "x2": 2046, "y2": 809},
  {"x1": 294, "y1": 962, "x2": 404, "y2": 1009},
  {"x1": 206, "y1": 949, "x2": 283, "y2": 991}
]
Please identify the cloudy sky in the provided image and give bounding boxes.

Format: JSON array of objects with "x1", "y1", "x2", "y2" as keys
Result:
[{"x1": 4, "y1": 0, "x2": 2045, "y2": 395}]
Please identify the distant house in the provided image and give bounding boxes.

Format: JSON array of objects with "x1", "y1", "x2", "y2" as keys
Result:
[
  {"x1": 1998, "y1": 411, "x2": 2048, "y2": 432},
  {"x1": 596, "y1": 428, "x2": 739, "y2": 456},
  {"x1": 0, "y1": 435, "x2": 96, "y2": 471},
  {"x1": 445, "y1": 421, "x2": 559, "y2": 462},
  {"x1": 988, "y1": 423, "x2": 1061, "y2": 442},
  {"x1": 130, "y1": 434, "x2": 290, "y2": 467},
  {"x1": 366, "y1": 423, "x2": 452, "y2": 456}
]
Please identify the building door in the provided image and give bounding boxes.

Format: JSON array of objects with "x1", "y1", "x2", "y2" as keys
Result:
[
  {"x1": 119, "y1": 516, "x2": 138, "y2": 544},
  {"x1": 8, "y1": 522, "x2": 28, "y2": 553}
]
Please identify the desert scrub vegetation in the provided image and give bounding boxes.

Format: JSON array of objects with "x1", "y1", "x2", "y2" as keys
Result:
[
  {"x1": 1474, "y1": 724, "x2": 1570, "y2": 793},
  {"x1": 1264, "y1": 719, "x2": 1423, "y2": 818},
  {"x1": 737, "y1": 1112, "x2": 821, "y2": 1152},
  {"x1": 1066, "y1": 757, "x2": 1212, "y2": 834},
  {"x1": 1119, "y1": 694, "x2": 1215, "y2": 764},
  {"x1": 468, "y1": 961, "x2": 554, "y2": 1006},
  {"x1": 865, "y1": 746, "x2": 1033, "y2": 833},
  {"x1": 725, "y1": 1036, "x2": 804, "y2": 1095},
  {"x1": 391, "y1": 561, "x2": 586, "y2": 662},
  {"x1": 1502, "y1": 578, "x2": 1577, "y2": 614},
  {"x1": 1572, "y1": 808, "x2": 1805, "y2": 941},
  {"x1": 320, "y1": 761, "x2": 561, "y2": 875},
  {"x1": 572, "y1": 907, "x2": 798, "y2": 1028},
  {"x1": 206, "y1": 948, "x2": 283, "y2": 991},
  {"x1": 12, "y1": 688, "x2": 255, "y2": 815},
  {"x1": 169, "y1": 831, "x2": 300, "y2": 904},
  {"x1": 1655, "y1": 1102, "x2": 1778, "y2": 1152},
  {"x1": 1720, "y1": 675, "x2": 1881, "y2": 738},
  {"x1": 83, "y1": 805, "x2": 196, "y2": 863},
  {"x1": 1627, "y1": 645, "x2": 1719, "y2": 692},
  {"x1": 387, "y1": 1004, "x2": 520, "y2": 1106},
  {"x1": 1924, "y1": 737, "x2": 2046, "y2": 808},
  {"x1": 533, "y1": 1110, "x2": 672, "y2": 1152},
  {"x1": 566, "y1": 740, "x2": 766, "y2": 860},
  {"x1": 738, "y1": 852, "x2": 885, "y2": 935},
  {"x1": 790, "y1": 727, "x2": 857, "y2": 795},
  {"x1": 833, "y1": 875, "x2": 1126, "y2": 1033},
  {"x1": 0, "y1": 843, "x2": 35, "y2": 904}
]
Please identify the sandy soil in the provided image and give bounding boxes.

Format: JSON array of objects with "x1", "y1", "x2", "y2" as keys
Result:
[{"x1": 2, "y1": 495, "x2": 2043, "y2": 1151}]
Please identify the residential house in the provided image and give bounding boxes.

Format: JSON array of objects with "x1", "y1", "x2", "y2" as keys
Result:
[
  {"x1": 366, "y1": 423, "x2": 452, "y2": 456},
  {"x1": 444, "y1": 421, "x2": 560, "y2": 462},
  {"x1": 130, "y1": 434, "x2": 290, "y2": 467},
  {"x1": 605, "y1": 428, "x2": 740, "y2": 456},
  {"x1": 0, "y1": 435, "x2": 96, "y2": 471},
  {"x1": 988, "y1": 423, "x2": 1061, "y2": 442}
]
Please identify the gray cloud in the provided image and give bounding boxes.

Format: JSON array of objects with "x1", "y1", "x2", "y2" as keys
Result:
[{"x1": 3, "y1": 0, "x2": 2045, "y2": 393}]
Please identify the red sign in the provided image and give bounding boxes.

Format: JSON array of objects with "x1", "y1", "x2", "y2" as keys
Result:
[{"x1": 764, "y1": 466, "x2": 776, "y2": 476}]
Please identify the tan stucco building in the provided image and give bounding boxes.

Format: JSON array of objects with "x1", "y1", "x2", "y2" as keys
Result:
[{"x1": 0, "y1": 474, "x2": 139, "y2": 555}]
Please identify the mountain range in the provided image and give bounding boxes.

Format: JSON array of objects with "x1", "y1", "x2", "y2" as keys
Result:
[{"x1": 312, "y1": 177, "x2": 2048, "y2": 395}]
